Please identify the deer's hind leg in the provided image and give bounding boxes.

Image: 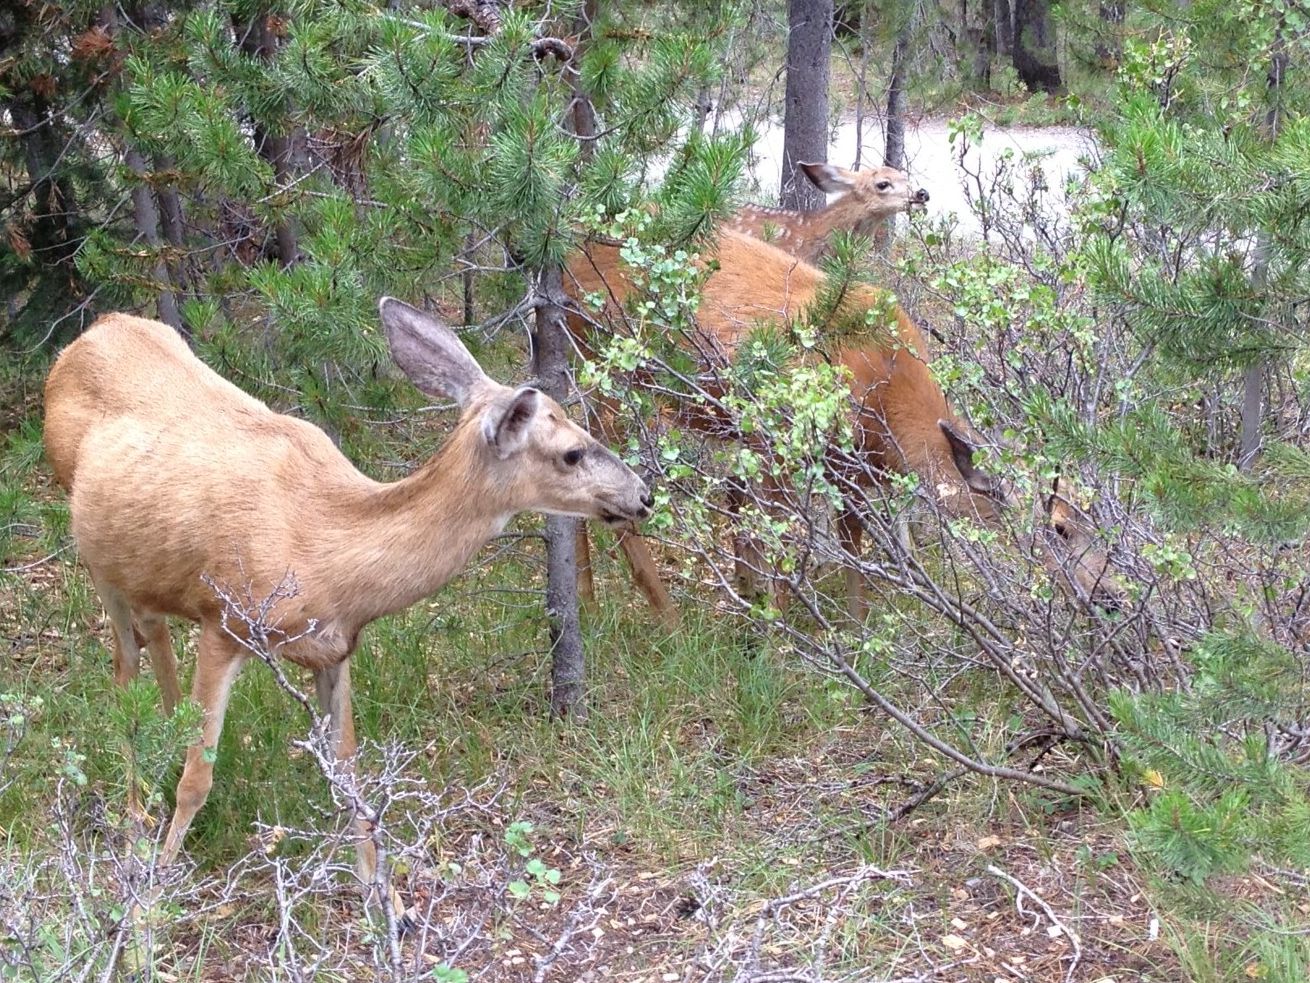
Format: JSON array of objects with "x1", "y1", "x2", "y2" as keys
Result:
[
  {"x1": 90, "y1": 574, "x2": 151, "y2": 819},
  {"x1": 577, "y1": 520, "x2": 678, "y2": 627},
  {"x1": 91, "y1": 572, "x2": 144, "y2": 690},
  {"x1": 616, "y1": 531, "x2": 678, "y2": 627},
  {"x1": 90, "y1": 568, "x2": 183, "y2": 716},
  {"x1": 136, "y1": 611, "x2": 181, "y2": 715}
]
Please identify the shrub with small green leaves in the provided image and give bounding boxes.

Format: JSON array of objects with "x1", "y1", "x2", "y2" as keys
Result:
[{"x1": 504, "y1": 821, "x2": 562, "y2": 906}]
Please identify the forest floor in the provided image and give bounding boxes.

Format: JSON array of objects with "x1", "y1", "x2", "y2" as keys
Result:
[{"x1": 0, "y1": 364, "x2": 1282, "y2": 982}]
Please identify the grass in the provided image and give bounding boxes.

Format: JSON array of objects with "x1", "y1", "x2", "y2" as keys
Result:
[{"x1": 1, "y1": 359, "x2": 1303, "y2": 980}]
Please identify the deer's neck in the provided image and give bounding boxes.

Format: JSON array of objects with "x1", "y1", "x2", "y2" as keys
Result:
[{"x1": 316, "y1": 420, "x2": 516, "y2": 628}]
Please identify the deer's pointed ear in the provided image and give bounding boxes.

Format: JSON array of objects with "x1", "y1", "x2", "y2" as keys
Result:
[
  {"x1": 1044, "y1": 475, "x2": 1065, "y2": 517},
  {"x1": 378, "y1": 297, "x2": 490, "y2": 406},
  {"x1": 939, "y1": 420, "x2": 1008, "y2": 503},
  {"x1": 799, "y1": 161, "x2": 856, "y2": 194},
  {"x1": 483, "y1": 387, "x2": 539, "y2": 459}
]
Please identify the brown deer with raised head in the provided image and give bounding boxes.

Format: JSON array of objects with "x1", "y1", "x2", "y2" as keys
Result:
[
  {"x1": 566, "y1": 228, "x2": 1008, "y2": 622},
  {"x1": 727, "y1": 162, "x2": 930, "y2": 262},
  {"x1": 44, "y1": 299, "x2": 652, "y2": 895}
]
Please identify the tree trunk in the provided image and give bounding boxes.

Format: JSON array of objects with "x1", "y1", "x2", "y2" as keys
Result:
[
  {"x1": 99, "y1": 5, "x2": 181, "y2": 331},
  {"x1": 961, "y1": 0, "x2": 994, "y2": 90},
  {"x1": 994, "y1": 0, "x2": 1013, "y2": 57},
  {"x1": 1094, "y1": 3, "x2": 1125, "y2": 68},
  {"x1": 853, "y1": 10, "x2": 870, "y2": 169},
  {"x1": 8, "y1": 93, "x2": 81, "y2": 268},
  {"x1": 1239, "y1": 30, "x2": 1287, "y2": 470},
  {"x1": 1239, "y1": 360, "x2": 1263, "y2": 469},
  {"x1": 533, "y1": 265, "x2": 588, "y2": 720},
  {"x1": 154, "y1": 155, "x2": 186, "y2": 256},
  {"x1": 153, "y1": 152, "x2": 194, "y2": 313},
  {"x1": 462, "y1": 231, "x2": 477, "y2": 325},
  {"x1": 780, "y1": 0, "x2": 833, "y2": 211},
  {"x1": 884, "y1": 16, "x2": 911, "y2": 172},
  {"x1": 569, "y1": 0, "x2": 600, "y2": 158},
  {"x1": 235, "y1": 12, "x2": 300, "y2": 267},
  {"x1": 125, "y1": 147, "x2": 183, "y2": 331},
  {"x1": 1012, "y1": 0, "x2": 1061, "y2": 93},
  {"x1": 124, "y1": 7, "x2": 191, "y2": 308}
]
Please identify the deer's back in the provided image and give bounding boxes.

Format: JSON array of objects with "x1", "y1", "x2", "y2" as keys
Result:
[
  {"x1": 566, "y1": 228, "x2": 944, "y2": 437},
  {"x1": 48, "y1": 314, "x2": 371, "y2": 624},
  {"x1": 44, "y1": 314, "x2": 269, "y2": 488}
]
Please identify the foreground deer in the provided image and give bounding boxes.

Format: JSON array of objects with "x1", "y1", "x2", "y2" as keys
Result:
[
  {"x1": 566, "y1": 229, "x2": 1008, "y2": 621},
  {"x1": 728, "y1": 162, "x2": 930, "y2": 262},
  {"x1": 44, "y1": 299, "x2": 652, "y2": 895}
]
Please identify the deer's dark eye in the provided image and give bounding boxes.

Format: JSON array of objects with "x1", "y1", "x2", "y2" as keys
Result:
[
  {"x1": 563, "y1": 448, "x2": 585, "y2": 467},
  {"x1": 876, "y1": 181, "x2": 892, "y2": 191}
]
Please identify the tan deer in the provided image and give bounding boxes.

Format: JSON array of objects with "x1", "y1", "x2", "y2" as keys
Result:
[
  {"x1": 44, "y1": 299, "x2": 652, "y2": 898},
  {"x1": 566, "y1": 228, "x2": 1008, "y2": 622},
  {"x1": 727, "y1": 162, "x2": 930, "y2": 262}
]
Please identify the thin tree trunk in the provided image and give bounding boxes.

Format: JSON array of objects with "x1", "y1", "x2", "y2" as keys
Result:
[
  {"x1": 235, "y1": 13, "x2": 300, "y2": 267},
  {"x1": 1012, "y1": 0, "x2": 1062, "y2": 93},
  {"x1": 994, "y1": 0, "x2": 1013, "y2": 58},
  {"x1": 962, "y1": 0, "x2": 994, "y2": 90},
  {"x1": 1239, "y1": 360, "x2": 1263, "y2": 468},
  {"x1": 100, "y1": 5, "x2": 181, "y2": 331},
  {"x1": 129, "y1": 7, "x2": 191, "y2": 310},
  {"x1": 533, "y1": 265, "x2": 588, "y2": 720},
  {"x1": 780, "y1": 0, "x2": 833, "y2": 210},
  {"x1": 153, "y1": 152, "x2": 194, "y2": 314},
  {"x1": 884, "y1": 17, "x2": 911, "y2": 172},
  {"x1": 8, "y1": 95, "x2": 81, "y2": 268},
  {"x1": 125, "y1": 147, "x2": 182, "y2": 331},
  {"x1": 154, "y1": 155, "x2": 186, "y2": 256},
  {"x1": 534, "y1": 0, "x2": 603, "y2": 720},
  {"x1": 569, "y1": 0, "x2": 600, "y2": 159},
  {"x1": 1239, "y1": 29, "x2": 1288, "y2": 470},
  {"x1": 874, "y1": 15, "x2": 914, "y2": 256},
  {"x1": 462, "y1": 231, "x2": 477, "y2": 325},
  {"x1": 1094, "y1": 3, "x2": 1124, "y2": 68},
  {"x1": 853, "y1": 15, "x2": 870, "y2": 169}
]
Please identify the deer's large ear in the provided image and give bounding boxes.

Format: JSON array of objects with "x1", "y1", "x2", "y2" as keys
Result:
[
  {"x1": 939, "y1": 420, "x2": 1008, "y2": 503},
  {"x1": 1044, "y1": 475, "x2": 1066, "y2": 520},
  {"x1": 798, "y1": 161, "x2": 856, "y2": 194},
  {"x1": 1045, "y1": 475, "x2": 1081, "y2": 539},
  {"x1": 379, "y1": 297, "x2": 490, "y2": 406},
  {"x1": 483, "y1": 387, "x2": 539, "y2": 459}
]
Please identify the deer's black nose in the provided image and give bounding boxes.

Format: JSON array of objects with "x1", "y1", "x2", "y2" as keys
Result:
[
  {"x1": 641, "y1": 490, "x2": 655, "y2": 509},
  {"x1": 913, "y1": 188, "x2": 930, "y2": 203}
]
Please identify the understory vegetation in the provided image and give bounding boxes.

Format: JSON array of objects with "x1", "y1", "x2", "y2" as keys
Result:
[{"x1": 4, "y1": 1, "x2": 1310, "y2": 980}]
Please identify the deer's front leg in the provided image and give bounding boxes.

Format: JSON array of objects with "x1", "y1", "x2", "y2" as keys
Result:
[
  {"x1": 837, "y1": 507, "x2": 867, "y2": 623},
  {"x1": 161, "y1": 625, "x2": 245, "y2": 864},
  {"x1": 314, "y1": 661, "x2": 411, "y2": 931},
  {"x1": 314, "y1": 661, "x2": 367, "y2": 874}
]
